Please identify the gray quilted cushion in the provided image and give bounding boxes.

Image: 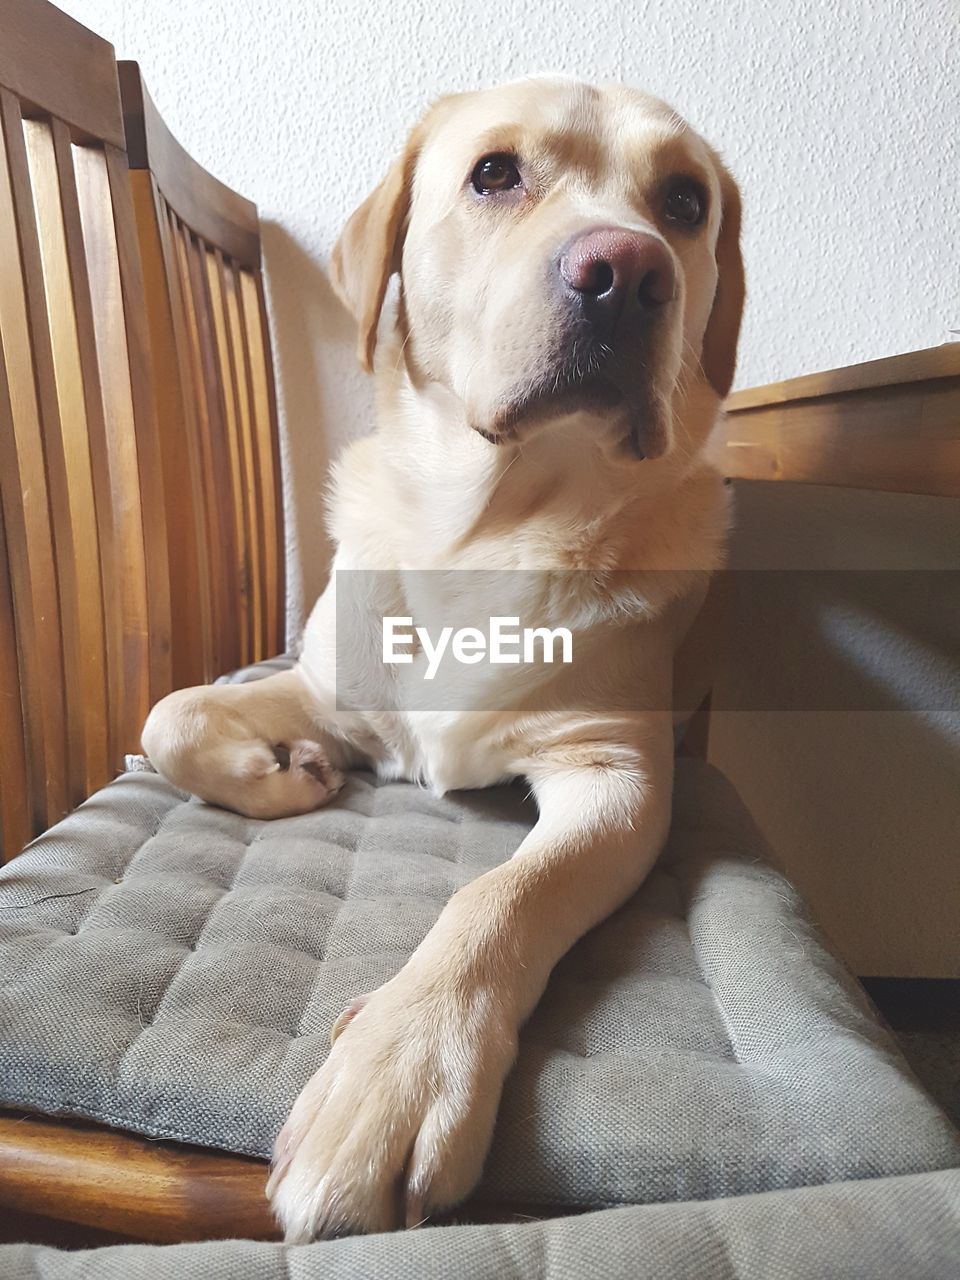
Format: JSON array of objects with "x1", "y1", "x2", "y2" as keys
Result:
[{"x1": 0, "y1": 658, "x2": 957, "y2": 1210}]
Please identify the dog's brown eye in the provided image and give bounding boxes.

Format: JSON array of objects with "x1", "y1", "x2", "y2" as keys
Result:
[
  {"x1": 472, "y1": 153, "x2": 522, "y2": 194},
  {"x1": 664, "y1": 180, "x2": 706, "y2": 226}
]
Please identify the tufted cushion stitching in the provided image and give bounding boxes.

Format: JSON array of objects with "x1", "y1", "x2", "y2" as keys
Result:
[{"x1": 113, "y1": 817, "x2": 264, "y2": 1075}]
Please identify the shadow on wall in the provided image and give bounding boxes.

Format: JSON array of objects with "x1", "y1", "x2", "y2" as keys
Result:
[
  {"x1": 708, "y1": 481, "x2": 960, "y2": 979},
  {"x1": 261, "y1": 222, "x2": 373, "y2": 645}
]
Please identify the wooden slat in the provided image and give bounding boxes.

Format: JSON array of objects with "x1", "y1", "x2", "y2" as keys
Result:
[
  {"x1": 0, "y1": 184, "x2": 48, "y2": 845},
  {"x1": 0, "y1": 485, "x2": 31, "y2": 861},
  {"x1": 256, "y1": 270, "x2": 285, "y2": 653},
  {"x1": 50, "y1": 117, "x2": 124, "y2": 770},
  {"x1": 223, "y1": 255, "x2": 265, "y2": 660},
  {"x1": 131, "y1": 170, "x2": 213, "y2": 689},
  {"x1": 241, "y1": 269, "x2": 283, "y2": 654},
  {"x1": 0, "y1": 0, "x2": 124, "y2": 148},
  {"x1": 118, "y1": 61, "x2": 259, "y2": 267},
  {"x1": 168, "y1": 209, "x2": 227, "y2": 677},
  {"x1": 104, "y1": 141, "x2": 172, "y2": 714},
  {"x1": 72, "y1": 140, "x2": 152, "y2": 753},
  {"x1": 0, "y1": 92, "x2": 70, "y2": 827},
  {"x1": 24, "y1": 118, "x2": 110, "y2": 797},
  {"x1": 155, "y1": 187, "x2": 216, "y2": 684},
  {"x1": 0, "y1": 1111, "x2": 276, "y2": 1245},
  {"x1": 3, "y1": 91, "x2": 89, "y2": 810},
  {"x1": 180, "y1": 221, "x2": 243, "y2": 674},
  {"x1": 205, "y1": 245, "x2": 251, "y2": 665}
]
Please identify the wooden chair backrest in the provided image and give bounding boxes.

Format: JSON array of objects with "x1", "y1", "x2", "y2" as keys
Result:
[
  {"x1": 0, "y1": 13, "x2": 285, "y2": 861},
  {"x1": 0, "y1": 0, "x2": 170, "y2": 859},
  {"x1": 119, "y1": 62, "x2": 284, "y2": 690}
]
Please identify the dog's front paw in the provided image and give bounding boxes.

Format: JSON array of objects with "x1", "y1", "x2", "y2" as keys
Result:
[
  {"x1": 266, "y1": 970, "x2": 516, "y2": 1241},
  {"x1": 230, "y1": 739, "x2": 344, "y2": 819}
]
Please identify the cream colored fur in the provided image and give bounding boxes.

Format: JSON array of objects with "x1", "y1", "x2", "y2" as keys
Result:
[{"x1": 142, "y1": 77, "x2": 744, "y2": 1241}]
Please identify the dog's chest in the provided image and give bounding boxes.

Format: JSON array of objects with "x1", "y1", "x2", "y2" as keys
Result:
[
  {"x1": 339, "y1": 621, "x2": 535, "y2": 793},
  {"x1": 373, "y1": 713, "x2": 516, "y2": 794},
  {"x1": 328, "y1": 563, "x2": 600, "y2": 789}
]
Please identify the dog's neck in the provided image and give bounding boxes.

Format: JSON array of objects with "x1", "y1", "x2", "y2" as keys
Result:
[{"x1": 331, "y1": 342, "x2": 727, "y2": 575}]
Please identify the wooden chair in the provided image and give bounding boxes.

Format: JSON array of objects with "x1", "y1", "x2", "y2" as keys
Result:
[
  {"x1": 119, "y1": 62, "x2": 284, "y2": 690},
  {"x1": 0, "y1": 0, "x2": 170, "y2": 860},
  {"x1": 1, "y1": 0, "x2": 955, "y2": 1252}
]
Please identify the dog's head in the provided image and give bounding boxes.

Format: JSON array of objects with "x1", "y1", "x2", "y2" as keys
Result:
[{"x1": 331, "y1": 78, "x2": 744, "y2": 462}]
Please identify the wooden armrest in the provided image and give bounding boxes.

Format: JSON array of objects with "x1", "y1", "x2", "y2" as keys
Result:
[
  {"x1": 722, "y1": 343, "x2": 960, "y2": 497},
  {"x1": 0, "y1": 1110, "x2": 276, "y2": 1243},
  {"x1": 0, "y1": 1108, "x2": 580, "y2": 1243}
]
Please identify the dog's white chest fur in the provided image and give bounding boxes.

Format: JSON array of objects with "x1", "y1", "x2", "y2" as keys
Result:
[
  {"x1": 373, "y1": 714, "x2": 516, "y2": 794},
  {"x1": 299, "y1": 551, "x2": 582, "y2": 793}
]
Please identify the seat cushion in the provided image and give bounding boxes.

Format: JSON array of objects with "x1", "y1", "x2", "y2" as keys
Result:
[{"x1": 0, "y1": 659, "x2": 957, "y2": 1210}]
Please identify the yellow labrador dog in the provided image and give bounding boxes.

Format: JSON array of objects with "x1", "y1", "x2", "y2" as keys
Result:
[{"x1": 143, "y1": 76, "x2": 744, "y2": 1240}]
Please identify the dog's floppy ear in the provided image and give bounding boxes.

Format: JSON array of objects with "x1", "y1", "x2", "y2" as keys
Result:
[
  {"x1": 700, "y1": 164, "x2": 745, "y2": 399},
  {"x1": 329, "y1": 139, "x2": 419, "y2": 372}
]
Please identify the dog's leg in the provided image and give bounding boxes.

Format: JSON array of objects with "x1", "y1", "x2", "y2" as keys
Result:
[
  {"x1": 142, "y1": 669, "x2": 350, "y2": 819},
  {"x1": 267, "y1": 719, "x2": 673, "y2": 1240}
]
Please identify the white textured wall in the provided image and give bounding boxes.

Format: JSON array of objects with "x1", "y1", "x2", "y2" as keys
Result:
[{"x1": 61, "y1": 0, "x2": 960, "y2": 635}]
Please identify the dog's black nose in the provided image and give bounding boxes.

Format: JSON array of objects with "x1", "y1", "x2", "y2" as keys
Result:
[{"x1": 560, "y1": 227, "x2": 675, "y2": 334}]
